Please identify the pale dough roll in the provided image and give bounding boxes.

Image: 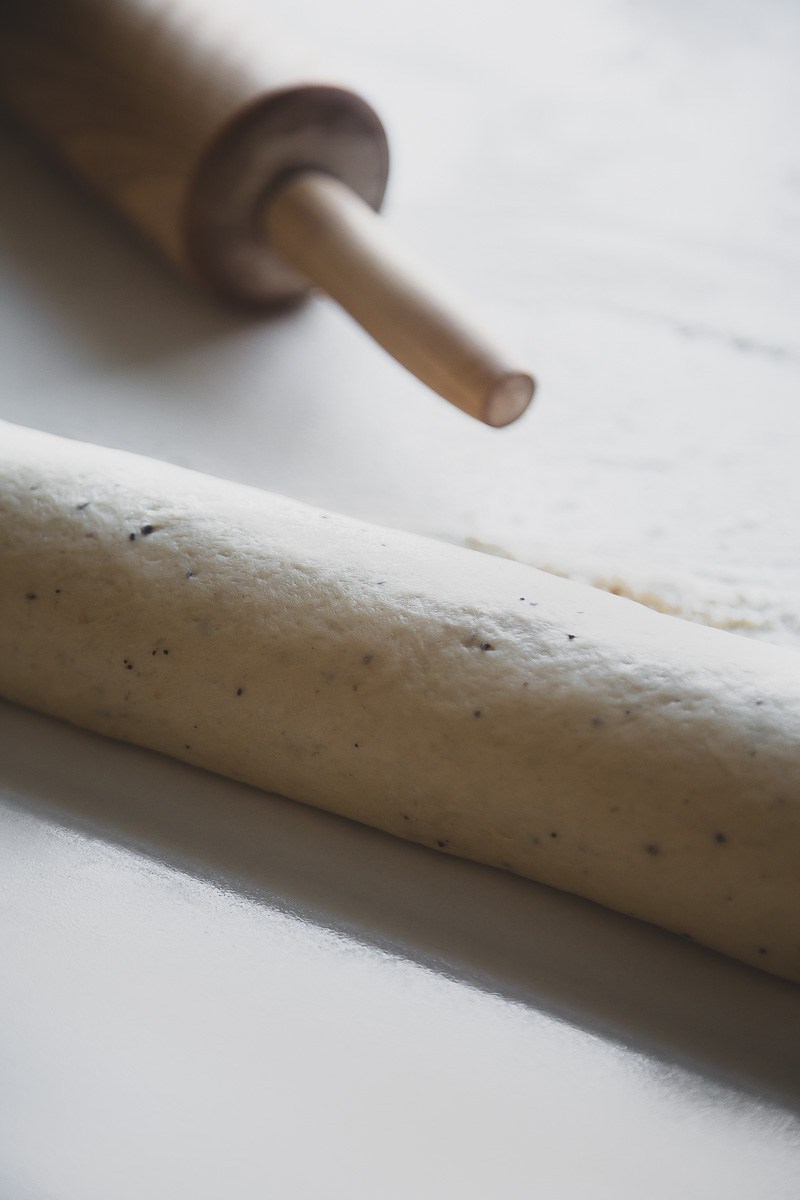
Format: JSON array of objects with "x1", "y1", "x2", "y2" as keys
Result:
[{"x1": 1, "y1": 419, "x2": 799, "y2": 981}]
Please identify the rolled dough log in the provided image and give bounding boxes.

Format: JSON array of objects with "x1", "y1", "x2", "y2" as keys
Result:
[{"x1": 1, "y1": 419, "x2": 798, "y2": 982}]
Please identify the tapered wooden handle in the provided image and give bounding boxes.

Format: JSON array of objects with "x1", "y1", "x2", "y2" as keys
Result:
[{"x1": 266, "y1": 173, "x2": 534, "y2": 425}]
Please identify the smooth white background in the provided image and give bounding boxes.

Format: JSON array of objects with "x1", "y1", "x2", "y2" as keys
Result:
[{"x1": 1, "y1": 1, "x2": 799, "y2": 1196}]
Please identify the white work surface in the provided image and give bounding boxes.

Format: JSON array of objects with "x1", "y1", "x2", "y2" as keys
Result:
[{"x1": 2, "y1": 1, "x2": 800, "y2": 1196}]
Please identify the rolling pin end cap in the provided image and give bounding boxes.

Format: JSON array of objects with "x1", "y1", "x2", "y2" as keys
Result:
[{"x1": 483, "y1": 371, "x2": 536, "y2": 427}]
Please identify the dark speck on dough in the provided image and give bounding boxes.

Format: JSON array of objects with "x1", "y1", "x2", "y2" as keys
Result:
[
  {"x1": 758, "y1": 947, "x2": 768, "y2": 955},
  {"x1": 755, "y1": 700, "x2": 764, "y2": 706},
  {"x1": 25, "y1": 592, "x2": 36, "y2": 600},
  {"x1": 591, "y1": 716, "x2": 603, "y2": 727},
  {"x1": 129, "y1": 533, "x2": 136, "y2": 541},
  {"x1": 645, "y1": 843, "x2": 661, "y2": 855},
  {"x1": 362, "y1": 654, "x2": 373, "y2": 666},
  {"x1": 186, "y1": 571, "x2": 194, "y2": 579},
  {"x1": 567, "y1": 634, "x2": 576, "y2": 640},
  {"x1": 236, "y1": 687, "x2": 243, "y2": 696},
  {"x1": 549, "y1": 831, "x2": 558, "y2": 839},
  {"x1": 402, "y1": 814, "x2": 411, "y2": 821},
  {"x1": 162, "y1": 649, "x2": 169, "y2": 656},
  {"x1": 436, "y1": 839, "x2": 448, "y2": 848},
  {"x1": 54, "y1": 589, "x2": 61, "y2": 594},
  {"x1": 480, "y1": 642, "x2": 494, "y2": 651},
  {"x1": 473, "y1": 710, "x2": 482, "y2": 718},
  {"x1": 714, "y1": 832, "x2": 728, "y2": 844},
  {"x1": 141, "y1": 524, "x2": 155, "y2": 535},
  {"x1": 76, "y1": 501, "x2": 90, "y2": 510}
]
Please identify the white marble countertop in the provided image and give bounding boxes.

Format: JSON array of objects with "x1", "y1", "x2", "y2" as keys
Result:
[{"x1": 1, "y1": 1, "x2": 799, "y2": 1196}]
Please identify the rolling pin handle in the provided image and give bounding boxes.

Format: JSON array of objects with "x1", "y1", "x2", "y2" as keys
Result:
[{"x1": 263, "y1": 171, "x2": 535, "y2": 427}]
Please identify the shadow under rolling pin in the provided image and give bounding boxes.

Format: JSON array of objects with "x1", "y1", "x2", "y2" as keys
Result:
[{"x1": 0, "y1": 0, "x2": 534, "y2": 427}]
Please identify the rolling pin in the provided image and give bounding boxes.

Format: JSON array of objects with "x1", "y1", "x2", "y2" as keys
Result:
[{"x1": 0, "y1": 0, "x2": 534, "y2": 426}]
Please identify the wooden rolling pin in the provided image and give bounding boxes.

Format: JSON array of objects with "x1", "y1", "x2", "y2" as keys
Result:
[{"x1": 0, "y1": 0, "x2": 534, "y2": 426}]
